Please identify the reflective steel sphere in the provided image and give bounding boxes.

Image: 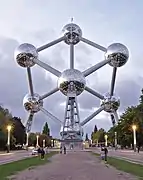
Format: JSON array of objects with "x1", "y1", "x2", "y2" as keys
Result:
[
  {"x1": 23, "y1": 93, "x2": 43, "y2": 113},
  {"x1": 100, "y1": 93, "x2": 120, "y2": 113},
  {"x1": 105, "y1": 43, "x2": 129, "y2": 67},
  {"x1": 58, "y1": 69, "x2": 86, "y2": 96},
  {"x1": 62, "y1": 23, "x2": 82, "y2": 45},
  {"x1": 14, "y1": 43, "x2": 38, "y2": 67}
]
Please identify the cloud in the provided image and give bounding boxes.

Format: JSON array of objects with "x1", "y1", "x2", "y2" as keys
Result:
[{"x1": 0, "y1": 1, "x2": 143, "y2": 138}]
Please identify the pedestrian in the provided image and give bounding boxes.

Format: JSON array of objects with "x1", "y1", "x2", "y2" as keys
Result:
[
  {"x1": 60, "y1": 145, "x2": 62, "y2": 154},
  {"x1": 137, "y1": 146, "x2": 140, "y2": 153},
  {"x1": 104, "y1": 147, "x2": 108, "y2": 162},
  {"x1": 37, "y1": 147, "x2": 41, "y2": 157},
  {"x1": 64, "y1": 146, "x2": 66, "y2": 154},
  {"x1": 41, "y1": 148, "x2": 45, "y2": 160},
  {"x1": 100, "y1": 147, "x2": 105, "y2": 160}
]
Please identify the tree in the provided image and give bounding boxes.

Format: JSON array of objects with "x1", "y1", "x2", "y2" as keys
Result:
[
  {"x1": 85, "y1": 133, "x2": 89, "y2": 141},
  {"x1": 11, "y1": 117, "x2": 26, "y2": 145},
  {"x1": 38, "y1": 134, "x2": 51, "y2": 147},
  {"x1": 28, "y1": 133, "x2": 36, "y2": 146},
  {"x1": 94, "y1": 125, "x2": 98, "y2": 133},
  {"x1": 91, "y1": 125, "x2": 98, "y2": 141},
  {"x1": 91, "y1": 128, "x2": 106, "y2": 144},
  {"x1": 42, "y1": 122, "x2": 50, "y2": 136}
]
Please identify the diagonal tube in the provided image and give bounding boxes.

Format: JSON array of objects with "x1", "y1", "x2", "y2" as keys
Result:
[
  {"x1": 80, "y1": 106, "x2": 104, "y2": 126},
  {"x1": 85, "y1": 86, "x2": 104, "y2": 100},
  {"x1": 39, "y1": 107, "x2": 63, "y2": 124},
  {"x1": 110, "y1": 67, "x2": 117, "y2": 96},
  {"x1": 25, "y1": 112, "x2": 34, "y2": 133},
  {"x1": 37, "y1": 36, "x2": 65, "y2": 52},
  {"x1": 70, "y1": 44, "x2": 74, "y2": 69},
  {"x1": 83, "y1": 59, "x2": 111, "y2": 77},
  {"x1": 113, "y1": 110, "x2": 119, "y2": 123},
  {"x1": 40, "y1": 87, "x2": 59, "y2": 100},
  {"x1": 33, "y1": 59, "x2": 61, "y2": 77},
  {"x1": 27, "y1": 67, "x2": 34, "y2": 96},
  {"x1": 80, "y1": 37, "x2": 107, "y2": 52}
]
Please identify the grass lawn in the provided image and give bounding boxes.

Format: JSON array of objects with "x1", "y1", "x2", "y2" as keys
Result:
[
  {"x1": 0, "y1": 151, "x2": 57, "y2": 180},
  {"x1": 93, "y1": 152, "x2": 143, "y2": 180}
]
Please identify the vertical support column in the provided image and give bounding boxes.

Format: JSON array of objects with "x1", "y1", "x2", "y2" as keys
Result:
[
  {"x1": 70, "y1": 97, "x2": 75, "y2": 128},
  {"x1": 62, "y1": 96, "x2": 70, "y2": 140},
  {"x1": 70, "y1": 44, "x2": 74, "y2": 69}
]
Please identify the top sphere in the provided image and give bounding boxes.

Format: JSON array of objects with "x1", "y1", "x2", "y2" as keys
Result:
[
  {"x1": 105, "y1": 43, "x2": 129, "y2": 67},
  {"x1": 62, "y1": 23, "x2": 82, "y2": 45},
  {"x1": 14, "y1": 43, "x2": 38, "y2": 68},
  {"x1": 58, "y1": 69, "x2": 86, "y2": 96}
]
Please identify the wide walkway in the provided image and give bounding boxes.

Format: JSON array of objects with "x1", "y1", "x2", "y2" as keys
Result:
[{"x1": 10, "y1": 151, "x2": 137, "y2": 180}]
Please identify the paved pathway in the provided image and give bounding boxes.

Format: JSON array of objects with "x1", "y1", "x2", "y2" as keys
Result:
[{"x1": 9, "y1": 151, "x2": 137, "y2": 180}]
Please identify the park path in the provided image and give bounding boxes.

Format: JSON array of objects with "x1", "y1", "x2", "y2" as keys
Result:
[{"x1": 9, "y1": 151, "x2": 137, "y2": 180}]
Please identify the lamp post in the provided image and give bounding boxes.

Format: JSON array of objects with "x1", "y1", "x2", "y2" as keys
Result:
[
  {"x1": 43, "y1": 139, "x2": 45, "y2": 148},
  {"x1": 26, "y1": 133, "x2": 29, "y2": 151},
  {"x1": 104, "y1": 134, "x2": 108, "y2": 147},
  {"x1": 132, "y1": 125, "x2": 137, "y2": 152},
  {"x1": 7, "y1": 125, "x2": 12, "y2": 153},
  {"x1": 36, "y1": 135, "x2": 39, "y2": 147},
  {"x1": 115, "y1": 132, "x2": 117, "y2": 150}
]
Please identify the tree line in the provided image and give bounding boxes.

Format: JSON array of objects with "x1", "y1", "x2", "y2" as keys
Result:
[
  {"x1": 0, "y1": 106, "x2": 52, "y2": 150},
  {"x1": 91, "y1": 89, "x2": 143, "y2": 148}
]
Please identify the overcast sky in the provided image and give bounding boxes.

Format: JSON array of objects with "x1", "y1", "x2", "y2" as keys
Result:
[{"x1": 0, "y1": 0, "x2": 142, "y2": 138}]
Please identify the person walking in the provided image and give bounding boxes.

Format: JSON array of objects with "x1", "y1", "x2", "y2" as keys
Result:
[
  {"x1": 104, "y1": 147, "x2": 108, "y2": 162},
  {"x1": 137, "y1": 146, "x2": 140, "y2": 153},
  {"x1": 41, "y1": 148, "x2": 45, "y2": 160},
  {"x1": 64, "y1": 146, "x2": 66, "y2": 154},
  {"x1": 60, "y1": 145, "x2": 62, "y2": 154}
]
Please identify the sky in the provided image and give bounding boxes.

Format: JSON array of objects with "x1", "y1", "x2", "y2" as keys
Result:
[{"x1": 0, "y1": 0, "x2": 143, "y2": 138}]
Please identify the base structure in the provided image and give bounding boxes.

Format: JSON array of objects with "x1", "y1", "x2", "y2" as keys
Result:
[{"x1": 60, "y1": 93, "x2": 83, "y2": 145}]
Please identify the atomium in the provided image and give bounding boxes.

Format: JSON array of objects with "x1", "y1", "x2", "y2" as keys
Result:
[
  {"x1": 14, "y1": 43, "x2": 38, "y2": 68},
  {"x1": 58, "y1": 69, "x2": 86, "y2": 96},
  {"x1": 62, "y1": 23, "x2": 82, "y2": 45},
  {"x1": 105, "y1": 43, "x2": 129, "y2": 67},
  {"x1": 100, "y1": 94, "x2": 120, "y2": 113},
  {"x1": 23, "y1": 93, "x2": 43, "y2": 113},
  {"x1": 14, "y1": 20, "x2": 129, "y2": 145}
]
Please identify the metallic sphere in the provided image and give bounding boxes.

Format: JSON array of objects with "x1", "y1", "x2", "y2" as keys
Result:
[
  {"x1": 101, "y1": 93, "x2": 120, "y2": 113},
  {"x1": 58, "y1": 69, "x2": 86, "y2": 96},
  {"x1": 62, "y1": 23, "x2": 82, "y2": 45},
  {"x1": 14, "y1": 43, "x2": 38, "y2": 68},
  {"x1": 23, "y1": 93, "x2": 43, "y2": 113},
  {"x1": 105, "y1": 43, "x2": 129, "y2": 67}
]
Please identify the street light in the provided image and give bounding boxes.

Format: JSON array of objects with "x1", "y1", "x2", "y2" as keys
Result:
[
  {"x1": 36, "y1": 135, "x2": 39, "y2": 147},
  {"x1": 7, "y1": 125, "x2": 12, "y2": 153},
  {"x1": 115, "y1": 132, "x2": 117, "y2": 150},
  {"x1": 43, "y1": 139, "x2": 45, "y2": 148},
  {"x1": 26, "y1": 133, "x2": 29, "y2": 151},
  {"x1": 104, "y1": 134, "x2": 108, "y2": 147},
  {"x1": 132, "y1": 125, "x2": 137, "y2": 152}
]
